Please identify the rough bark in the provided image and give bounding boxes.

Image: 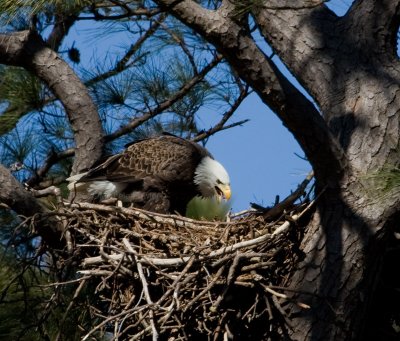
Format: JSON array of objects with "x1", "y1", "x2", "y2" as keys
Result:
[
  {"x1": 153, "y1": 0, "x2": 400, "y2": 339},
  {"x1": 0, "y1": 165, "x2": 63, "y2": 249},
  {"x1": 0, "y1": 1, "x2": 399, "y2": 339},
  {"x1": 155, "y1": 0, "x2": 346, "y2": 185},
  {"x1": 254, "y1": 0, "x2": 400, "y2": 174},
  {"x1": 46, "y1": 13, "x2": 78, "y2": 51},
  {"x1": 0, "y1": 30, "x2": 104, "y2": 174}
]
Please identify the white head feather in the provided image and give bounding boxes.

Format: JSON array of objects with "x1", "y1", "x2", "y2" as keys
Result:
[{"x1": 194, "y1": 156, "x2": 231, "y2": 199}]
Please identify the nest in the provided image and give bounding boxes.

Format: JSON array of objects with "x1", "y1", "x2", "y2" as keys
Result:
[{"x1": 41, "y1": 193, "x2": 314, "y2": 341}]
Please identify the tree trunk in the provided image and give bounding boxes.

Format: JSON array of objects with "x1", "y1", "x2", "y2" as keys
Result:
[
  {"x1": 0, "y1": 165, "x2": 64, "y2": 249},
  {"x1": 285, "y1": 187, "x2": 389, "y2": 340},
  {"x1": 0, "y1": 30, "x2": 104, "y2": 174},
  {"x1": 0, "y1": 1, "x2": 399, "y2": 339},
  {"x1": 154, "y1": 0, "x2": 400, "y2": 339}
]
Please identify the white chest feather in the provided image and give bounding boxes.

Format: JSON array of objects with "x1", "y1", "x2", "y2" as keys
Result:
[{"x1": 87, "y1": 181, "x2": 127, "y2": 198}]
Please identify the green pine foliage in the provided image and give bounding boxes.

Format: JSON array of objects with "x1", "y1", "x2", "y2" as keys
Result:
[
  {"x1": 0, "y1": 250, "x2": 49, "y2": 340},
  {"x1": 363, "y1": 165, "x2": 400, "y2": 201},
  {"x1": 0, "y1": 67, "x2": 45, "y2": 136},
  {"x1": 0, "y1": 2, "x2": 248, "y2": 337},
  {"x1": 0, "y1": 0, "x2": 90, "y2": 18}
]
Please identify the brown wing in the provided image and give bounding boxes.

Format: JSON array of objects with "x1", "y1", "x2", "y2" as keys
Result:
[{"x1": 79, "y1": 134, "x2": 211, "y2": 184}]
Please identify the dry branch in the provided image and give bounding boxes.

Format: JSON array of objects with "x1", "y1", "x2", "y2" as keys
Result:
[{"x1": 30, "y1": 184, "x2": 315, "y2": 340}]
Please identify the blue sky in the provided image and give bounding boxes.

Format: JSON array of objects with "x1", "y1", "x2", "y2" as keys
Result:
[
  {"x1": 202, "y1": 95, "x2": 309, "y2": 212},
  {"x1": 213, "y1": 0, "x2": 351, "y2": 211},
  {"x1": 61, "y1": 0, "x2": 352, "y2": 212}
]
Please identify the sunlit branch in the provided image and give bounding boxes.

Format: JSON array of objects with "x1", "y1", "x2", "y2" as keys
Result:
[
  {"x1": 193, "y1": 85, "x2": 250, "y2": 142},
  {"x1": 86, "y1": 13, "x2": 167, "y2": 88},
  {"x1": 26, "y1": 148, "x2": 74, "y2": 187},
  {"x1": 0, "y1": 30, "x2": 104, "y2": 174},
  {"x1": 80, "y1": 2, "x2": 162, "y2": 21},
  {"x1": 26, "y1": 54, "x2": 224, "y2": 185},
  {"x1": 159, "y1": 21, "x2": 198, "y2": 74},
  {"x1": 104, "y1": 53, "x2": 224, "y2": 142},
  {"x1": 259, "y1": 0, "x2": 327, "y2": 10},
  {"x1": 196, "y1": 119, "x2": 250, "y2": 143},
  {"x1": 46, "y1": 13, "x2": 78, "y2": 51}
]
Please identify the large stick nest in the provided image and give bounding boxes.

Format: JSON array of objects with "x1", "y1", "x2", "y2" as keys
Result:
[{"x1": 43, "y1": 196, "x2": 313, "y2": 341}]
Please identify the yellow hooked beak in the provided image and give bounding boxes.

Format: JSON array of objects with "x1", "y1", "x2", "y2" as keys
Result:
[{"x1": 215, "y1": 183, "x2": 231, "y2": 201}]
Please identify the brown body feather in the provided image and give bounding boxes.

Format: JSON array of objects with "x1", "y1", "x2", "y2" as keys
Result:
[{"x1": 77, "y1": 135, "x2": 212, "y2": 214}]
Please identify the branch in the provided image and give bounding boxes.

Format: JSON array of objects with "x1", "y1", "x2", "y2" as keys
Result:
[
  {"x1": 46, "y1": 13, "x2": 78, "y2": 51},
  {"x1": 80, "y1": 202, "x2": 318, "y2": 268},
  {"x1": 346, "y1": 0, "x2": 400, "y2": 55},
  {"x1": 25, "y1": 148, "x2": 74, "y2": 187},
  {"x1": 123, "y1": 238, "x2": 159, "y2": 341},
  {"x1": 154, "y1": 0, "x2": 346, "y2": 184},
  {"x1": 252, "y1": 2, "x2": 338, "y2": 104},
  {"x1": 0, "y1": 30, "x2": 104, "y2": 174},
  {"x1": 253, "y1": 0, "x2": 328, "y2": 10},
  {"x1": 192, "y1": 85, "x2": 250, "y2": 142},
  {"x1": 87, "y1": 3, "x2": 162, "y2": 21},
  {"x1": 79, "y1": 10, "x2": 161, "y2": 21},
  {"x1": 0, "y1": 164, "x2": 44, "y2": 216},
  {"x1": 85, "y1": 14, "x2": 167, "y2": 88},
  {"x1": 0, "y1": 164, "x2": 64, "y2": 248},
  {"x1": 159, "y1": 20, "x2": 198, "y2": 73},
  {"x1": 104, "y1": 53, "x2": 223, "y2": 142},
  {"x1": 254, "y1": 171, "x2": 314, "y2": 220}
]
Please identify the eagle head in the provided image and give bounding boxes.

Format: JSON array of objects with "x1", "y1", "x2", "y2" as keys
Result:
[{"x1": 194, "y1": 156, "x2": 231, "y2": 201}]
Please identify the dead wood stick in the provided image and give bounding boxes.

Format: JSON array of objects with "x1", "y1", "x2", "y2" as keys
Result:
[
  {"x1": 270, "y1": 295, "x2": 294, "y2": 329},
  {"x1": 82, "y1": 305, "x2": 150, "y2": 341},
  {"x1": 123, "y1": 238, "x2": 159, "y2": 341},
  {"x1": 81, "y1": 200, "x2": 316, "y2": 269},
  {"x1": 67, "y1": 202, "x2": 222, "y2": 228},
  {"x1": 262, "y1": 284, "x2": 311, "y2": 310},
  {"x1": 55, "y1": 279, "x2": 87, "y2": 341},
  {"x1": 184, "y1": 264, "x2": 226, "y2": 313},
  {"x1": 82, "y1": 219, "x2": 288, "y2": 267},
  {"x1": 255, "y1": 171, "x2": 314, "y2": 220},
  {"x1": 211, "y1": 252, "x2": 244, "y2": 312}
]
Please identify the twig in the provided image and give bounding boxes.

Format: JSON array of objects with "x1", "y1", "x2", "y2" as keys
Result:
[
  {"x1": 78, "y1": 269, "x2": 114, "y2": 276},
  {"x1": 123, "y1": 238, "x2": 159, "y2": 341},
  {"x1": 193, "y1": 85, "x2": 250, "y2": 143},
  {"x1": 184, "y1": 265, "x2": 226, "y2": 313},
  {"x1": 25, "y1": 148, "x2": 74, "y2": 187},
  {"x1": 66, "y1": 202, "x2": 221, "y2": 228},
  {"x1": 157, "y1": 255, "x2": 196, "y2": 309},
  {"x1": 270, "y1": 295, "x2": 294, "y2": 329},
  {"x1": 211, "y1": 252, "x2": 248, "y2": 312},
  {"x1": 253, "y1": 171, "x2": 314, "y2": 220},
  {"x1": 82, "y1": 305, "x2": 150, "y2": 341},
  {"x1": 55, "y1": 279, "x2": 87, "y2": 341},
  {"x1": 263, "y1": 284, "x2": 311, "y2": 310},
  {"x1": 104, "y1": 54, "x2": 223, "y2": 142},
  {"x1": 82, "y1": 211, "x2": 304, "y2": 267}
]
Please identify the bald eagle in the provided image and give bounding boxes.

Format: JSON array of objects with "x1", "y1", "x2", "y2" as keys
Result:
[{"x1": 67, "y1": 134, "x2": 231, "y2": 215}]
